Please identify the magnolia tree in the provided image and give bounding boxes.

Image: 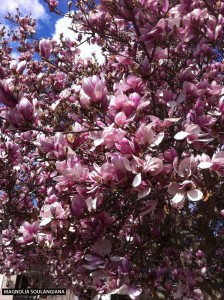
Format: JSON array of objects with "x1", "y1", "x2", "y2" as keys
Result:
[{"x1": 0, "y1": 0, "x2": 224, "y2": 299}]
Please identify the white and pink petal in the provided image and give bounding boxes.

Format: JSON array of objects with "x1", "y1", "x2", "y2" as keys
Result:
[{"x1": 187, "y1": 189, "x2": 203, "y2": 201}]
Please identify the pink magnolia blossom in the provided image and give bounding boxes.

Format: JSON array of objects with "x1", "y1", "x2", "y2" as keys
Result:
[
  {"x1": 123, "y1": 155, "x2": 163, "y2": 187},
  {"x1": 168, "y1": 180, "x2": 203, "y2": 207},
  {"x1": 80, "y1": 75, "x2": 107, "y2": 106},
  {"x1": 114, "y1": 111, "x2": 135, "y2": 127},
  {"x1": 55, "y1": 159, "x2": 89, "y2": 183},
  {"x1": 83, "y1": 239, "x2": 121, "y2": 271},
  {"x1": 47, "y1": 0, "x2": 58, "y2": 10},
  {"x1": 81, "y1": 212, "x2": 114, "y2": 237},
  {"x1": 40, "y1": 202, "x2": 68, "y2": 226},
  {"x1": 135, "y1": 124, "x2": 154, "y2": 145},
  {"x1": 173, "y1": 155, "x2": 198, "y2": 178},
  {"x1": 17, "y1": 97, "x2": 34, "y2": 122},
  {"x1": 5, "y1": 109, "x2": 24, "y2": 127},
  {"x1": 0, "y1": 79, "x2": 17, "y2": 108},
  {"x1": 35, "y1": 133, "x2": 74, "y2": 158},
  {"x1": 39, "y1": 39, "x2": 52, "y2": 59},
  {"x1": 109, "y1": 94, "x2": 135, "y2": 116},
  {"x1": 198, "y1": 151, "x2": 224, "y2": 175},
  {"x1": 16, "y1": 222, "x2": 39, "y2": 244},
  {"x1": 70, "y1": 194, "x2": 87, "y2": 218},
  {"x1": 175, "y1": 124, "x2": 213, "y2": 143}
]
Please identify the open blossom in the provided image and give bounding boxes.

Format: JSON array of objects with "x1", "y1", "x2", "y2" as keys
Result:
[
  {"x1": 16, "y1": 222, "x2": 39, "y2": 244},
  {"x1": 123, "y1": 155, "x2": 163, "y2": 188},
  {"x1": 109, "y1": 94, "x2": 135, "y2": 116},
  {"x1": 173, "y1": 155, "x2": 198, "y2": 178},
  {"x1": 168, "y1": 180, "x2": 203, "y2": 207},
  {"x1": 55, "y1": 159, "x2": 89, "y2": 184},
  {"x1": 175, "y1": 124, "x2": 213, "y2": 143},
  {"x1": 81, "y1": 212, "x2": 114, "y2": 237},
  {"x1": 135, "y1": 124, "x2": 164, "y2": 147},
  {"x1": 83, "y1": 239, "x2": 121, "y2": 270},
  {"x1": 35, "y1": 133, "x2": 74, "y2": 158},
  {"x1": 80, "y1": 75, "x2": 107, "y2": 106},
  {"x1": 40, "y1": 202, "x2": 68, "y2": 226},
  {"x1": 198, "y1": 151, "x2": 224, "y2": 175}
]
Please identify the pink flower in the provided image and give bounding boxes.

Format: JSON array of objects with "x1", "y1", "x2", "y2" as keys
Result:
[
  {"x1": 17, "y1": 97, "x2": 34, "y2": 121},
  {"x1": 40, "y1": 202, "x2": 68, "y2": 226},
  {"x1": 168, "y1": 180, "x2": 203, "y2": 207},
  {"x1": 114, "y1": 111, "x2": 135, "y2": 127},
  {"x1": 102, "y1": 125, "x2": 126, "y2": 149},
  {"x1": 135, "y1": 124, "x2": 154, "y2": 145},
  {"x1": 16, "y1": 60, "x2": 27, "y2": 74},
  {"x1": 115, "y1": 137, "x2": 136, "y2": 154},
  {"x1": 5, "y1": 110, "x2": 24, "y2": 127},
  {"x1": 35, "y1": 133, "x2": 74, "y2": 159},
  {"x1": 123, "y1": 155, "x2": 163, "y2": 188},
  {"x1": 81, "y1": 212, "x2": 114, "y2": 237},
  {"x1": 83, "y1": 239, "x2": 121, "y2": 270},
  {"x1": 47, "y1": 0, "x2": 58, "y2": 10},
  {"x1": 80, "y1": 75, "x2": 107, "y2": 106},
  {"x1": 0, "y1": 79, "x2": 17, "y2": 108},
  {"x1": 39, "y1": 39, "x2": 52, "y2": 59},
  {"x1": 175, "y1": 124, "x2": 213, "y2": 143},
  {"x1": 70, "y1": 195, "x2": 87, "y2": 218},
  {"x1": 55, "y1": 159, "x2": 89, "y2": 183},
  {"x1": 198, "y1": 151, "x2": 224, "y2": 175},
  {"x1": 173, "y1": 155, "x2": 198, "y2": 178},
  {"x1": 16, "y1": 222, "x2": 39, "y2": 244}
]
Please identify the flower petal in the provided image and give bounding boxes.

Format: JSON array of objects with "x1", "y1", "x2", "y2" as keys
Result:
[
  {"x1": 82, "y1": 264, "x2": 97, "y2": 270},
  {"x1": 110, "y1": 255, "x2": 121, "y2": 261},
  {"x1": 40, "y1": 217, "x2": 52, "y2": 226},
  {"x1": 132, "y1": 173, "x2": 142, "y2": 187},
  {"x1": 151, "y1": 132, "x2": 164, "y2": 147},
  {"x1": 178, "y1": 157, "x2": 192, "y2": 177},
  {"x1": 172, "y1": 193, "x2": 185, "y2": 203},
  {"x1": 168, "y1": 182, "x2": 180, "y2": 196},
  {"x1": 92, "y1": 240, "x2": 112, "y2": 257},
  {"x1": 174, "y1": 131, "x2": 189, "y2": 140},
  {"x1": 198, "y1": 162, "x2": 212, "y2": 169},
  {"x1": 187, "y1": 189, "x2": 203, "y2": 201},
  {"x1": 213, "y1": 151, "x2": 224, "y2": 159}
]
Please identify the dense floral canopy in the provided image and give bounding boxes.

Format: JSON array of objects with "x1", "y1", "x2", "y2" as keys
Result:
[{"x1": 0, "y1": 0, "x2": 224, "y2": 299}]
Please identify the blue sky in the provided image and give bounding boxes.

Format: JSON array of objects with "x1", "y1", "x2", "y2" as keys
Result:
[{"x1": 0, "y1": 0, "x2": 104, "y2": 62}]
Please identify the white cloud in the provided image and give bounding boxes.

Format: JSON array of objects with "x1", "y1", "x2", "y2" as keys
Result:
[
  {"x1": 0, "y1": 0, "x2": 47, "y2": 21},
  {"x1": 52, "y1": 17, "x2": 105, "y2": 64},
  {"x1": 11, "y1": 51, "x2": 20, "y2": 60}
]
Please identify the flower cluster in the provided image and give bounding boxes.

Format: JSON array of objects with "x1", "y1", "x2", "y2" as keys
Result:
[{"x1": 0, "y1": 0, "x2": 224, "y2": 299}]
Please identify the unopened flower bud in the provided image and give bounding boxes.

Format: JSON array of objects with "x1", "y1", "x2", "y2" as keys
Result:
[
  {"x1": 39, "y1": 39, "x2": 52, "y2": 59},
  {"x1": 77, "y1": 33, "x2": 82, "y2": 42},
  {"x1": 16, "y1": 60, "x2": 27, "y2": 73},
  {"x1": 10, "y1": 60, "x2": 18, "y2": 71},
  {"x1": 17, "y1": 97, "x2": 34, "y2": 121}
]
